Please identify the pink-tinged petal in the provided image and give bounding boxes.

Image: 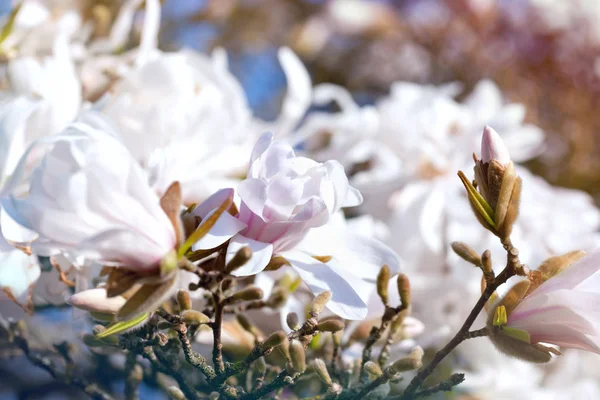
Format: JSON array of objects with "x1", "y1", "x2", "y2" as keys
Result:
[
  {"x1": 481, "y1": 125, "x2": 510, "y2": 164},
  {"x1": 264, "y1": 175, "x2": 304, "y2": 220},
  {"x1": 248, "y1": 132, "x2": 274, "y2": 172},
  {"x1": 228, "y1": 234, "x2": 273, "y2": 277},
  {"x1": 238, "y1": 178, "x2": 268, "y2": 220},
  {"x1": 68, "y1": 288, "x2": 126, "y2": 314},
  {"x1": 530, "y1": 248, "x2": 600, "y2": 297},
  {"x1": 192, "y1": 188, "x2": 235, "y2": 219},
  {"x1": 191, "y1": 210, "x2": 246, "y2": 251},
  {"x1": 283, "y1": 250, "x2": 369, "y2": 320}
]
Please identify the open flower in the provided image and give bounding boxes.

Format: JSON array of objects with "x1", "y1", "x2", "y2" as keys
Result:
[
  {"x1": 488, "y1": 249, "x2": 600, "y2": 362},
  {"x1": 2, "y1": 117, "x2": 177, "y2": 270},
  {"x1": 193, "y1": 132, "x2": 375, "y2": 319}
]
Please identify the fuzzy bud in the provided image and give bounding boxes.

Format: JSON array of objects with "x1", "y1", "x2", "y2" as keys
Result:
[
  {"x1": 92, "y1": 325, "x2": 106, "y2": 336},
  {"x1": 397, "y1": 274, "x2": 411, "y2": 308},
  {"x1": 181, "y1": 310, "x2": 210, "y2": 325},
  {"x1": 225, "y1": 286, "x2": 264, "y2": 305},
  {"x1": 377, "y1": 265, "x2": 391, "y2": 305},
  {"x1": 68, "y1": 288, "x2": 126, "y2": 314},
  {"x1": 451, "y1": 242, "x2": 481, "y2": 266},
  {"x1": 481, "y1": 126, "x2": 510, "y2": 165},
  {"x1": 333, "y1": 330, "x2": 343, "y2": 347},
  {"x1": 266, "y1": 287, "x2": 288, "y2": 309},
  {"x1": 236, "y1": 314, "x2": 262, "y2": 338},
  {"x1": 313, "y1": 359, "x2": 332, "y2": 386},
  {"x1": 389, "y1": 346, "x2": 423, "y2": 373},
  {"x1": 176, "y1": 290, "x2": 192, "y2": 311},
  {"x1": 167, "y1": 386, "x2": 187, "y2": 400},
  {"x1": 289, "y1": 339, "x2": 306, "y2": 373},
  {"x1": 310, "y1": 291, "x2": 332, "y2": 316},
  {"x1": 286, "y1": 312, "x2": 300, "y2": 331},
  {"x1": 225, "y1": 246, "x2": 253, "y2": 274},
  {"x1": 263, "y1": 331, "x2": 287, "y2": 350},
  {"x1": 363, "y1": 361, "x2": 383, "y2": 377},
  {"x1": 317, "y1": 319, "x2": 345, "y2": 333},
  {"x1": 481, "y1": 250, "x2": 493, "y2": 277}
]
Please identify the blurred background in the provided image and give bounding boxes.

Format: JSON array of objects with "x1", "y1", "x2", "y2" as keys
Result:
[{"x1": 152, "y1": 0, "x2": 600, "y2": 203}]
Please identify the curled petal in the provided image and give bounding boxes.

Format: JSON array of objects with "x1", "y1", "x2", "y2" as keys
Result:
[{"x1": 228, "y1": 234, "x2": 273, "y2": 277}]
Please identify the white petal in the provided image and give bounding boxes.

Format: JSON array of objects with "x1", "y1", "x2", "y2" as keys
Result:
[
  {"x1": 284, "y1": 251, "x2": 369, "y2": 320},
  {"x1": 228, "y1": 234, "x2": 273, "y2": 277},
  {"x1": 0, "y1": 250, "x2": 39, "y2": 298},
  {"x1": 192, "y1": 211, "x2": 246, "y2": 251}
]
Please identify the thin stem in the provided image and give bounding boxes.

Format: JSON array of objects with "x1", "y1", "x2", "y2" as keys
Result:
[
  {"x1": 240, "y1": 371, "x2": 293, "y2": 400},
  {"x1": 213, "y1": 294, "x2": 226, "y2": 374},
  {"x1": 465, "y1": 328, "x2": 489, "y2": 339},
  {"x1": 400, "y1": 264, "x2": 514, "y2": 399}
]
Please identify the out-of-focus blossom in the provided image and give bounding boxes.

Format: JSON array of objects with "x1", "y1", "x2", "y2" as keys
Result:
[{"x1": 1, "y1": 114, "x2": 177, "y2": 272}]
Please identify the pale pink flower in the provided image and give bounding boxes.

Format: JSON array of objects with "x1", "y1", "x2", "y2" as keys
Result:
[
  {"x1": 481, "y1": 125, "x2": 511, "y2": 164},
  {"x1": 506, "y1": 248, "x2": 600, "y2": 354},
  {"x1": 193, "y1": 133, "x2": 382, "y2": 319}
]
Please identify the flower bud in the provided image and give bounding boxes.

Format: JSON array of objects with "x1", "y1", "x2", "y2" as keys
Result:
[
  {"x1": 377, "y1": 265, "x2": 390, "y2": 305},
  {"x1": 92, "y1": 325, "x2": 106, "y2": 336},
  {"x1": 181, "y1": 310, "x2": 210, "y2": 325},
  {"x1": 451, "y1": 242, "x2": 481, "y2": 266},
  {"x1": 310, "y1": 291, "x2": 332, "y2": 317},
  {"x1": 481, "y1": 250, "x2": 493, "y2": 277},
  {"x1": 317, "y1": 319, "x2": 345, "y2": 333},
  {"x1": 396, "y1": 274, "x2": 410, "y2": 308},
  {"x1": 263, "y1": 331, "x2": 287, "y2": 350},
  {"x1": 236, "y1": 314, "x2": 262, "y2": 338},
  {"x1": 465, "y1": 126, "x2": 522, "y2": 240},
  {"x1": 289, "y1": 339, "x2": 306, "y2": 373},
  {"x1": 225, "y1": 246, "x2": 253, "y2": 274},
  {"x1": 266, "y1": 287, "x2": 288, "y2": 309},
  {"x1": 176, "y1": 290, "x2": 192, "y2": 311},
  {"x1": 286, "y1": 312, "x2": 300, "y2": 331},
  {"x1": 363, "y1": 361, "x2": 383, "y2": 377},
  {"x1": 167, "y1": 386, "x2": 186, "y2": 400},
  {"x1": 68, "y1": 288, "x2": 126, "y2": 315},
  {"x1": 224, "y1": 286, "x2": 264, "y2": 305},
  {"x1": 313, "y1": 359, "x2": 332, "y2": 386},
  {"x1": 389, "y1": 346, "x2": 423, "y2": 373}
]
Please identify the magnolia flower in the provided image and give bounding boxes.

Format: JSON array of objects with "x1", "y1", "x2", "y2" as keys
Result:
[
  {"x1": 489, "y1": 249, "x2": 600, "y2": 361},
  {"x1": 1, "y1": 114, "x2": 177, "y2": 271},
  {"x1": 193, "y1": 133, "x2": 377, "y2": 319}
]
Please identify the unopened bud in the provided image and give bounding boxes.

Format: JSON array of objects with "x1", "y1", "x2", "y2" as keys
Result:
[
  {"x1": 327, "y1": 383, "x2": 343, "y2": 396},
  {"x1": 333, "y1": 330, "x2": 343, "y2": 346},
  {"x1": 225, "y1": 286, "x2": 264, "y2": 304},
  {"x1": 177, "y1": 290, "x2": 192, "y2": 311},
  {"x1": 481, "y1": 250, "x2": 493, "y2": 276},
  {"x1": 317, "y1": 319, "x2": 344, "y2": 333},
  {"x1": 266, "y1": 287, "x2": 288, "y2": 309},
  {"x1": 263, "y1": 331, "x2": 287, "y2": 350},
  {"x1": 481, "y1": 126, "x2": 510, "y2": 165},
  {"x1": 451, "y1": 242, "x2": 481, "y2": 266},
  {"x1": 166, "y1": 386, "x2": 186, "y2": 400},
  {"x1": 265, "y1": 256, "x2": 291, "y2": 271},
  {"x1": 181, "y1": 310, "x2": 210, "y2": 325},
  {"x1": 256, "y1": 356, "x2": 267, "y2": 374},
  {"x1": 313, "y1": 359, "x2": 332, "y2": 385},
  {"x1": 289, "y1": 339, "x2": 306, "y2": 373},
  {"x1": 310, "y1": 291, "x2": 332, "y2": 316},
  {"x1": 236, "y1": 314, "x2": 262, "y2": 338},
  {"x1": 92, "y1": 325, "x2": 106, "y2": 336},
  {"x1": 363, "y1": 361, "x2": 383, "y2": 377},
  {"x1": 157, "y1": 321, "x2": 171, "y2": 330},
  {"x1": 68, "y1": 288, "x2": 126, "y2": 314},
  {"x1": 225, "y1": 246, "x2": 252, "y2": 274},
  {"x1": 377, "y1": 265, "x2": 391, "y2": 305},
  {"x1": 397, "y1": 274, "x2": 411, "y2": 308},
  {"x1": 286, "y1": 312, "x2": 300, "y2": 331},
  {"x1": 390, "y1": 346, "x2": 423, "y2": 373}
]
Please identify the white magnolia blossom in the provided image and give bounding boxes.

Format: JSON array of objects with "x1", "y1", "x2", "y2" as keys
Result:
[{"x1": 1, "y1": 114, "x2": 176, "y2": 272}]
